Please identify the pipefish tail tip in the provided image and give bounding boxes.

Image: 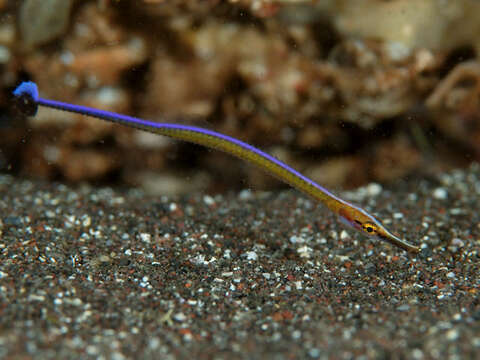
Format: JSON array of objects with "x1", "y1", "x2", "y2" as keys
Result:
[{"x1": 12, "y1": 81, "x2": 39, "y2": 116}]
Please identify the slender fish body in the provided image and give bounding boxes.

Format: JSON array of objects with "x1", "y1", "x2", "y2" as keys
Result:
[{"x1": 13, "y1": 81, "x2": 420, "y2": 253}]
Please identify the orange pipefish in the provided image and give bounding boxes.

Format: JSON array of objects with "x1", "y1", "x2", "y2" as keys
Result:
[{"x1": 13, "y1": 81, "x2": 420, "y2": 253}]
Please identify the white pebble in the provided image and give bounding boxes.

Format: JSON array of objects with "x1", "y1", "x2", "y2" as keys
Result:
[
  {"x1": 446, "y1": 272, "x2": 456, "y2": 279},
  {"x1": 297, "y1": 245, "x2": 312, "y2": 258},
  {"x1": 292, "y1": 330, "x2": 301, "y2": 340},
  {"x1": 451, "y1": 238, "x2": 464, "y2": 247},
  {"x1": 433, "y1": 187, "x2": 448, "y2": 200},
  {"x1": 139, "y1": 233, "x2": 151, "y2": 243},
  {"x1": 289, "y1": 235, "x2": 304, "y2": 244},
  {"x1": 449, "y1": 208, "x2": 463, "y2": 215},
  {"x1": 238, "y1": 189, "x2": 253, "y2": 200},
  {"x1": 203, "y1": 195, "x2": 215, "y2": 205},
  {"x1": 446, "y1": 329, "x2": 459, "y2": 341},
  {"x1": 366, "y1": 183, "x2": 382, "y2": 196},
  {"x1": 173, "y1": 313, "x2": 186, "y2": 322}
]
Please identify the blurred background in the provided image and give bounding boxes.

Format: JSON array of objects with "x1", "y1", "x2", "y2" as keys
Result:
[{"x1": 1, "y1": 0, "x2": 480, "y2": 195}]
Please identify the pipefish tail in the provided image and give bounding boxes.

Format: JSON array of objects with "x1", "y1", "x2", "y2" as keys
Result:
[{"x1": 13, "y1": 81, "x2": 420, "y2": 253}]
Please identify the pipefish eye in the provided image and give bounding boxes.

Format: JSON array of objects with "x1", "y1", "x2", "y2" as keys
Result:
[{"x1": 362, "y1": 222, "x2": 378, "y2": 234}]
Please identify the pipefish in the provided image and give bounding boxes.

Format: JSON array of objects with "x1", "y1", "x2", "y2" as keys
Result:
[{"x1": 13, "y1": 81, "x2": 420, "y2": 253}]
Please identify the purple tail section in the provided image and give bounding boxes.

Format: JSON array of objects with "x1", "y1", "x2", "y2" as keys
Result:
[{"x1": 12, "y1": 81, "x2": 340, "y2": 201}]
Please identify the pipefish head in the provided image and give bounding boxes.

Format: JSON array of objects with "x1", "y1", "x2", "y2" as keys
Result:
[{"x1": 338, "y1": 204, "x2": 420, "y2": 253}]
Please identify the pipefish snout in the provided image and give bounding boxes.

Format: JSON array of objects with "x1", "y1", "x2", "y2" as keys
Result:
[{"x1": 12, "y1": 81, "x2": 420, "y2": 254}]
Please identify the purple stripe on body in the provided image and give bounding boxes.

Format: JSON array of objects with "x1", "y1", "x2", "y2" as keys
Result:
[{"x1": 37, "y1": 97, "x2": 341, "y2": 201}]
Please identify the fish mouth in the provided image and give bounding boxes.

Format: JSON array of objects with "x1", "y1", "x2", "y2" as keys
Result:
[{"x1": 379, "y1": 231, "x2": 421, "y2": 253}]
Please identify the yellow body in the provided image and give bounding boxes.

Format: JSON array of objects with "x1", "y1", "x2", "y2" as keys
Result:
[
  {"x1": 138, "y1": 125, "x2": 420, "y2": 253},
  {"x1": 158, "y1": 127, "x2": 335, "y2": 205}
]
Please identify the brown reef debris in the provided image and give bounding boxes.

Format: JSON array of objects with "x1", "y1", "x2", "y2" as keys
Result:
[{"x1": 1, "y1": 0, "x2": 479, "y2": 193}]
